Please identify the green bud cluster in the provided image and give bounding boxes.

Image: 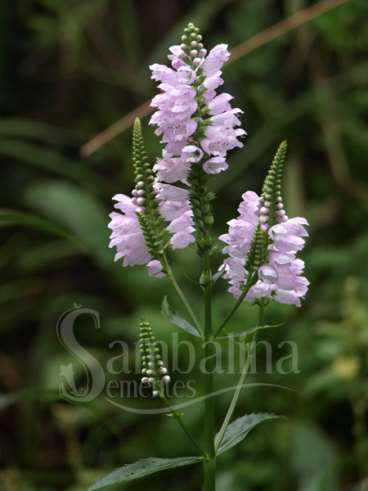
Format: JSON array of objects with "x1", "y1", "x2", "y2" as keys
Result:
[
  {"x1": 132, "y1": 118, "x2": 170, "y2": 259},
  {"x1": 188, "y1": 164, "x2": 215, "y2": 256},
  {"x1": 180, "y1": 22, "x2": 206, "y2": 66},
  {"x1": 139, "y1": 320, "x2": 170, "y2": 398},
  {"x1": 261, "y1": 140, "x2": 288, "y2": 228},
  {"x1": 180, "y1": 23, "x2": 209, "y2": 140},
  {"x1": 245, "y1": 141, "x2": 288, "y2": 277}
]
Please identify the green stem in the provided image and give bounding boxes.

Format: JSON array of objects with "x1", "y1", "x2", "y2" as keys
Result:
[
  {"x1": 215, "y1": 305, "x2": 265, "y2": 452},
  {"x1": 202, "y1": 254, "x2": 216, "y2": 491},
  {"x1": 214, "y1": 273, "x2": 255, "y2": 338},
  {"x1": 161, "y1": 397, "x2": 205, "y2": 456},
  {"x1": 163, "y1": 255, "x2": 202, "y2": 334}
]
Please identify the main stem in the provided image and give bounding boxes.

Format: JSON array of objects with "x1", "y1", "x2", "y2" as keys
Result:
[{"x1": 202, "y1": 254, "x2": 216, "y2": 491}]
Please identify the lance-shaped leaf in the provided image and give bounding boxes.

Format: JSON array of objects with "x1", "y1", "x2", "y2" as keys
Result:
[
  {"x1": 161, "y1": 296, "x2": 201, "y2": 338},
  {"x1": 216, "y1": 413, "x2": 280, "y2": 455},
  {"x1": 87, "y1": 456, "x2": 203, "y2": 490}
]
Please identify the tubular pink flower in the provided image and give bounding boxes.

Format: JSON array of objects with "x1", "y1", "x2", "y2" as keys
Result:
[
  {"x1": 147, "y1": 260, "x2": 165, "y2": 278},
  {"x1": 149, "y1": 57, "x2": 198, "y2": 166},
  {"x1": 108, "y1": 194, "x2": 150, "y2": 266},
  {"x1": 247, "y1": 217, "x2": 309, "y2": 306},
  {"x1": 108, "y1": 194, "x2": 164, "y2": 277},
  {"x1": 220, "y1": 189, "x2": 309, "y2": 306},
  {"x1": 202, "y1": 44, "x2": 230, "y2": 76},
  {"x1": 154, "y1": 183, "x2": 195, "y2": 249},
  {"x1": 149, "y1": 33, "x2": 246, "y2": 250},
  {"x1": 219, "y1": 191, "x2": 260, "y2": 297},
  {"x1": 149, "y1": 45, "x2": 243, "y2": 164},
  {"x1": 202, "y1": 156, "x2": 228, "y2": 174}
]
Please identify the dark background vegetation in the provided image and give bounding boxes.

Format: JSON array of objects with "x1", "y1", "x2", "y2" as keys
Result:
[{"x1": 1, "y1": 0, "x2": 367, "y2": 490}]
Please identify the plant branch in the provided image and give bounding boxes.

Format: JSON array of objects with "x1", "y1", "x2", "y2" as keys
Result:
[
  {"x1": 214, "y1": 274, "x2": 255, "y2": 338},
  {"x1": 214, "y1": 304, "x2": 265, "y2": 452},
  {"x1": 161, "y1": 396, "x2": 205, "y2": 456},
  {"x1": 162, "y1": 255, "x2": 203, "y2": 334}
]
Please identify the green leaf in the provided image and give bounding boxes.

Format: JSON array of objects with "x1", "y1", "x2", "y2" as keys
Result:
[
  {"x1": 216, "y1": 413, "x2": 280, "y2": 455},
  {"x1": 161, "y1": 296, "x2": 201, "y2": 337},
  {"x1": 87, "y1": 456, "x2": 203, "y2": 491}
]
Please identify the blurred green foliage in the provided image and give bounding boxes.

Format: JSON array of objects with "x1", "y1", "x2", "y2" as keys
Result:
[{"x1": 1, "y1": 0, "x2": 368, "y2": 490}]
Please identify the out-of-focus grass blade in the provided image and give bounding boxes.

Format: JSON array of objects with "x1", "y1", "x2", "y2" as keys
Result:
[
  {"x1": 0, "y1": 278, "x2": 44, "y2": 304},
  {"x1": 24, "y1": 180, "x2": 114, "y2": 272},
  {"x1": 0, "y1": 208, "x2": 79, "y2": 243},
  {"x1": 0, "y1": 118, "x2": 68, "y2": 143},
  {"x1": 117, "y1": 0, "x2": 141, "y2": 66},
  {"x1": 0, "y1": 139, "x2": 104, "y2": 192},
  {"x1": 17, "y1": 240, "x2": 80, "y2": 273}
]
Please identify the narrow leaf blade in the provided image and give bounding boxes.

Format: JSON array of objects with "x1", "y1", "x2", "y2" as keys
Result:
[
  {"x1": 161, "y1": 296, "x2": 201, "y2": 337},
  {"x1": 87, "y1": 456, "x2": 202, "y2": 491},
  {"x1": 217, "y1": 413, "x2": 280, "y2": 455}
]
